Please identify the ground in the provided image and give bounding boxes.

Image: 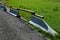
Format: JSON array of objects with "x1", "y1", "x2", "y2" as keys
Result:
[{"x1": 0, "y1": 10, "x2": 46, "y2": 40}]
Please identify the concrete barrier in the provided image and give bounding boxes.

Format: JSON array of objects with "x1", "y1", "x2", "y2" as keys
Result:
[
  {"x1": 7, "y1": 8, "x2": 19, "y2": 17},
  {"x1": 0, "y1": 4, "x2": 6, "y2": 11},
  {"x1": 29, "y1": 15, "x2": 58, "y2": 35}
]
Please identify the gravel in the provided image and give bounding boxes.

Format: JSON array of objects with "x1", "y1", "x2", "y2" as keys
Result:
[{"x1": 0, "y1": 10, "x2": 45, "y2": 40}]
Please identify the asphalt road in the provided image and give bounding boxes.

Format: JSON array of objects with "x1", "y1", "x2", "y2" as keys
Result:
[{"x1": 0, "y1": 10, "x2": 45, "y2": 40}]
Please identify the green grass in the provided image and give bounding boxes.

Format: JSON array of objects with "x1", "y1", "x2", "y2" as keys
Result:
[
  {"x1": 19, "y1": 10, "x2": 32, "y2": 21},
  {"x1": 2, "y1": 0, "x2": 60, "y2": 40}
]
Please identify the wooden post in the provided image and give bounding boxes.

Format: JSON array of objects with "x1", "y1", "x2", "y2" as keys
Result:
[{"x1": 35, "y1": 14, "x2": 44, "y2": 19}]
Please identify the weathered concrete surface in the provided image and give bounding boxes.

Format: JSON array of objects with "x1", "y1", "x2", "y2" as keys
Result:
[{"x1": 0, "y1": 10, "x2": 45, "y2": 40}]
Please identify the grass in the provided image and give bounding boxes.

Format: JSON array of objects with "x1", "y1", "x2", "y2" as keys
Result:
[
  {"x1": 2, "y1": 0, "x2": 60, "y2": 40},
  {"x1": 19, "y1": 10, "x2": 32, "y2": 21}
]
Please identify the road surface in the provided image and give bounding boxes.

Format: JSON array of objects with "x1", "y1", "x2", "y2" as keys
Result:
[{"x1": 0, "y1": 10, "x2": 45, "y2": 40}]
